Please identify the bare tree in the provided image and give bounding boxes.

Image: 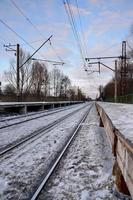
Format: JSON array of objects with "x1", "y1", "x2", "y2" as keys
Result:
[
  {"x1": 60, "y1": 75, "x2": 71, "y2": 98},
  {"x1": 30, "y1": 61, "x2": 49, "y2": 99},
  {"x1": 50, "y1": 68, "x2": 62, "y2": 97},
  {"x1": 41, "y1": 63, "x2": 49, "y2": 97},
  {"x1": 3, "y1": 84, "x2": 16, "y2": 95},
  {"x1": 30, "y1": 61, "x2": 44, "y2": 96},
  {"x1": 4, "y1": 48, "x2": 32, "y2": 98}
]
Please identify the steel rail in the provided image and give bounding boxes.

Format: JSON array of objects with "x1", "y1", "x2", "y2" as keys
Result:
[
  {"x1": 0, "y1": 104, "x2": 89, "y2": 157},
  {"x1": 0, "y1": 104, "x2": 80, "y2": 129},
  {"x1": 30, "y1": 104, "x2": 92, "y2": 200}
]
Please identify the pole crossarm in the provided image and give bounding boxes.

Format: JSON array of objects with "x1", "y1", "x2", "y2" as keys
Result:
[
  {"x1": 85, "y1": 56, "x2": 121, "y2": 61},
  {"x1": 85, "y1": 56, "x2": 130, "y2": 61},
  {"x1": 4, "y1": 44, "x2": 16, "y2": 52},
  {"x1": 53, "y1": 63, "x2": 64, "y2": 66},
  {"x1": 32, "y1": 58, "x2": 64, "y2": 65},
  {"x1": 86, "y1": 60, "x2": 115, "y2": 73},
  {"x1": 88, "y1": 61, "x2": 100, "y2": 65},
  {"x1": 19, "y1": 35, "x2": 53, "y2": 69}
]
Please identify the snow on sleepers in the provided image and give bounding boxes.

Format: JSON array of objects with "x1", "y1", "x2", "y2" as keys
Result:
[{"x1": 96, "y1": 102, "x2": 133, "y2": 198}]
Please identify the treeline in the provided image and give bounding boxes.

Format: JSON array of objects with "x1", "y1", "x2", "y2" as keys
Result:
[
  {"x1": 103, "y1": 61, "x2": 133, "y2": 100},
  {"x1": 102, "y1": 25, "x2": 133, "y2": 101},
  {"x1": 1, "y1": 49, "x2": 86, "y2": 102}
]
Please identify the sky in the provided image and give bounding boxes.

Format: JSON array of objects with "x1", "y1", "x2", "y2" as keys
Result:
[{"x1": 0, "y1": 0, "x2": 133, "y2": 98}]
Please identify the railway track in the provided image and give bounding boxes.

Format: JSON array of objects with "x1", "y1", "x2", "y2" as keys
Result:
[
  {"x1": 0, "y1": 103, "x2": 90, "y2": 157},
  {"x1": 0, "y1": 104, "x2": 79, "y2": 129},
  {"x1": 30, "y1": 104, "x2": 92, "y2": 200}
]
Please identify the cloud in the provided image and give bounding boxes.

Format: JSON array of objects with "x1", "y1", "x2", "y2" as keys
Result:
[
  {"x1": 42, "y1": 46, "x2": 71, "y2": 59},
  {"x1": 66, "y1": 63, "x2": 113, "y2": 98},
  {"x1": 89, "y1": 0, "x2": 99, "y2": 4},
  {"x1": 69, "y1": 4, "x2": 91, "y2": 16},
  {"x1": 86, "y1": 12, "x2": 130, "y2": 39}
]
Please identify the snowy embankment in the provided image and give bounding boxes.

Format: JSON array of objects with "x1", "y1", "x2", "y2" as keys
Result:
[
  {"x1": 39, "y1": 104, "x2": 116, "y2": 200},
  {"x1": 0, "y1": 104, "x2": 90, "y2": 200},
  {"x1": 0, "y1": 103, "x2": 87, "y2": 151},
  {"x1": 98, "y1": 102, "x2": 133, "y2": 144}
]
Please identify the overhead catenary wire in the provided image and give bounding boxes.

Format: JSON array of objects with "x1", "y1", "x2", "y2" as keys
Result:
[
  {"x1": 75, "y1": 0, "x2": 88, "y2": 57},
  {"x1": 126, "y1": 40, "x2": 133, "y2": 51},
  {"x1": 10, "y1": 0, "x2": 64, "y2": 63},
  {"x1": 97, "y1": 42, "x2": 121, "y2": 56},
  {"x1": 74, "y1": 0, "x2": 92, "y2": 77},
  {"x1": 63, "y1": 0, "x2": 93, "y2": 78},
  {"x1": 63, "y1": 0, "x2": 85, "y2": 66}
]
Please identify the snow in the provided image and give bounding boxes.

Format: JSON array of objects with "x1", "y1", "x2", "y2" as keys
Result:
[
  {"x1": 1, "y1": 102, "x2": 130, "y2": 199},
  {"x1": 81, "y1": 190, "x2": 91, "y2": 200},
  {"x1": 97, "y1": 102, "x2": 133, "y2": 144},
  {"x1": 0, "y1": 103, "x2": 88, "y2": 151},
  {"x1": 38, "y1": 104, "x2": 116, "y2": 200},
  {"x1": 0, "y1": 104, "x2": 90, "y2": 199}
]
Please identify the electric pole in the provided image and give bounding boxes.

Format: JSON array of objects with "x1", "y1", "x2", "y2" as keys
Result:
[
  {"x1": 85, "y1": 41, "x2": 129, "y2": 102},
  {"x1": 115, "y1": 60, "x2": 118, "y2": 102},
  {"x1": 4, "y1": 35, "x2": 53, "y2": 102},
  {"x1": 120, "y1": 41, "x2": 127, "y2": 96},
  {"x1": 4, "y1": 43, "x2": 20, "y2": 101},
  {"x1": 16, "y1": 44, "x2": 20, "y2": 101}
]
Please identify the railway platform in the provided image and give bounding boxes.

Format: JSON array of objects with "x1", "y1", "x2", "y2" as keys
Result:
[
  {"x1": 96, "y1": 102, "x2": 133, "y2": 199},
  {"x1": 0, "y1": 101, "x2": 83, "y2": 114}
]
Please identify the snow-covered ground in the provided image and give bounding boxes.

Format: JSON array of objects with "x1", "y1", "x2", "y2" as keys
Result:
[
  {"x1": 0, "y1": 103, "x2": 88, "y2": 151},
  {"x1": 97, "y1": 102, "x2": 133, "y2": 144},
  {"x1": 0, "y1": 104, "x2": 90, "y2": 200},
  {"x1": 38, "y1": 105, "x2": 116, "y2": 200}
]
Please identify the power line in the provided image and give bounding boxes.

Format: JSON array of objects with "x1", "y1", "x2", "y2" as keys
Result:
[
  {"x1": 10, "y1": 0, "x2": 64, "y2": 63},
  {"x1": 0, "y1": 19, "x2": 36, "y2": 51},
  {"x1": 0, "y1": 19, "x2": 48, "y2": 60},
  {"x1": 10, "y1": 0, "x2": 44, "y2": 38}
]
